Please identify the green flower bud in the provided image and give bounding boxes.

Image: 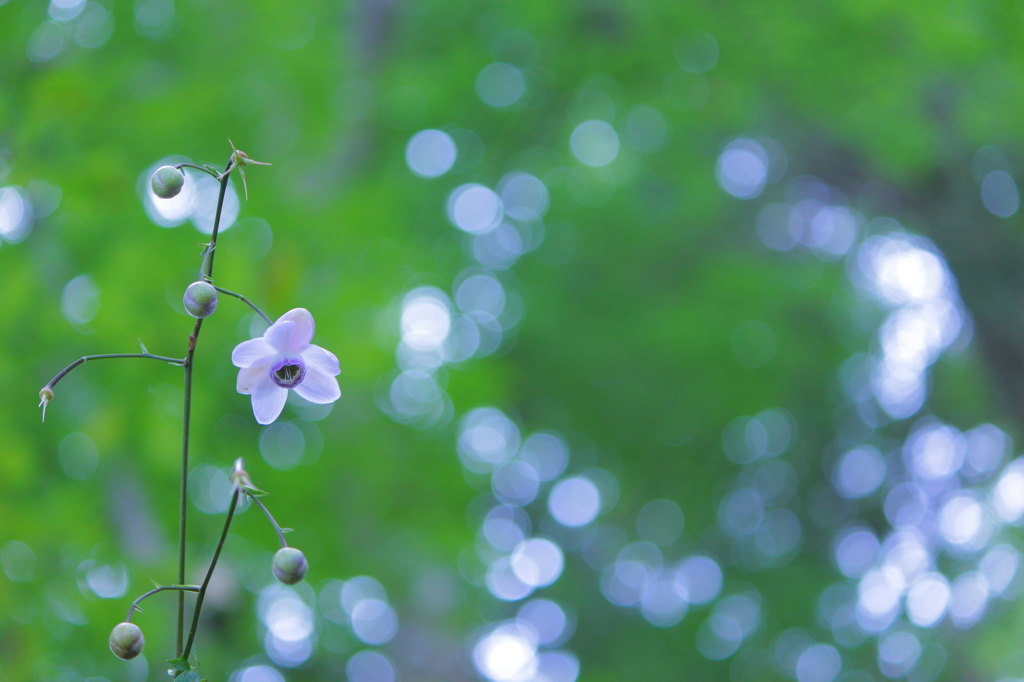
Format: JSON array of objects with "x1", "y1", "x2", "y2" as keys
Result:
[
  {"x1": 109, "y1": 622, "x2": 144, "y2": 660},
  {"x1": 183, "y1": 281, "x2": 218, "y2": 319},
  {"x1": 272, "y1": 547, "x2": 308, "y2": 585},
  {"x1": 151, "y1": 166, "x2": 185, "y2": 199}
]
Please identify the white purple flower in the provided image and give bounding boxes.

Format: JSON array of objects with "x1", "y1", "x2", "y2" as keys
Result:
[{"x1": 232, "y1": 308, "x2": 340, "y2": 425}]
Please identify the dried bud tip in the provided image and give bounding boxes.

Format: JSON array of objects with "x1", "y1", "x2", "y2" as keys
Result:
[
  {"x1": 183, "y1": 281, "x2": 218, "y2": 319},
  {"x1": 39, "y1": 386, "x2": 54, "y2": 422},
  {"x1": 272, "y1": 547, "x2": 308, "y2": 585},
  {"x1": 228, "y1": 139, "x2": 271, "y2": 167},
  {"x1": 151, "y1": 165, "x2": 185, "y2": 199},
  {"x1": 230, "y1": 457, "x2": 254, "y2": 492},
  {"x1": 109, "y1": 622, "x2": 144, "y2": 660}
]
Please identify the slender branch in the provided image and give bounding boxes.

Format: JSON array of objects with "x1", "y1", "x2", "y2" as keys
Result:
[
  {"x1": 245, "y1": 492, "x2": 289, "y2": 548},
  {"x1": 173, "y1": 163, "x2": 221, "y2": 179},
  {"x1": 182, "y1": 489, "x2": 239, "y2": 662},
  {"x1": 44, "y1": 352, "x2": 184, "y2": 391},
  {"x1": 209, "y1": 285, "x2": 272, "y2": 325},
  {"x1": 176, "y1": 155, "x2": 233, "y2": 656},
  {"x1": 126, "y1": 585, "x2": 200, "y2": 623}
]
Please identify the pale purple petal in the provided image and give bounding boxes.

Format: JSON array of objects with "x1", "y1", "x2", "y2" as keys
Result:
[
  {"x1": 236, "y1": 365, "x2": 268, "y2": 394},
  {"x1": 300, "y1": 344, "x2": 340, "y2": 376},
  {"x1": 232, "y1": 338, "x2": 275, "y2": 368},
  {"x1": 266, "y1": 308, "x2": 315, "y2": 351},
  {"x1": 234, "y1": 307, "x2": 332, "y2": 424},
  {"x1": 293, "y1": 367, "x2": 341, "y2": 404},
  {"x1": 264, "y1": 320, "x2": 296, "y2": 352},
  {"x1": 251, "y1": 377, "x2": 289, "y2": 425}
]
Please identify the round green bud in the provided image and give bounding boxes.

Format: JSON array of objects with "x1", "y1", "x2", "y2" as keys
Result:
[
  {"x1": 109, "y1": 622, "x2": 144, "y2": 660},
  {"x1": 272, "y1": 547, "x2": 308, "y2": 585},
  {"x1": 183, "y1": 281, "x2": 218, "y2": 319},
  {"x1": 151, "y1": 165, "x2": 185, "y2": 199}
]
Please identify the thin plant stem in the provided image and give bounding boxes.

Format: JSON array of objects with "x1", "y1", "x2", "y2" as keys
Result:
[
  {"x1": 126, "y1": 585, "x2": 200, "y2": 623},
  {"x1": 43, "y1": 352, "x2": 184, "y2": 391},
  {"x1": 173, "y1": 163, "x2": 221, "y2": 179},
  {"x1": 182, "y1": 489, "x2": 239, "y2": 662},
  {"x1": 202, "y1": 158, "x2": 233, "y2": 280},
  {"x1": 176, "y1": 155, "x2": 233, "y2": 656},
  {"x1": 245, "y1": 492, "x2": 289, "y2": 548},
  {"x1": 176, "y1": 317, "x2": 201, "y2": 656},
  {"x1": 210, "y1": 285, "x2": 272, "y2": 325}
]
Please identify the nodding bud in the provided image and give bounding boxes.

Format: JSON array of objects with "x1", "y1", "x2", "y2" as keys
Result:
[
  {"x1": 183, "y1": 281, "x2": 218, "y2": 319},
  {"x1": 151, "y1": 166, "x2": 185, "y2": 199},
  {"x1": 109, "y1": 622, "x2": 144, "y2": 660},
  {"x1": 272, "y1": 547, "x2": 308, "y2": 585}
]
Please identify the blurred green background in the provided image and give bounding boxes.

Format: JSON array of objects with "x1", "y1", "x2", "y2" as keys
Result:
[{"x1": 4, "y1": 1, "x2": 1024, "y2": 681}]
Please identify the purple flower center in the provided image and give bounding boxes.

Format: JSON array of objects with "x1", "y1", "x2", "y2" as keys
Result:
[{"x1": 271, "y1": 359, "x2": 306, "y2": 388}]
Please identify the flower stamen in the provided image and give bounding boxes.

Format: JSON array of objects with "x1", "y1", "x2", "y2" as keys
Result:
[{"x1": 272, "y1": 362, "x2": 305, "y2": 388}]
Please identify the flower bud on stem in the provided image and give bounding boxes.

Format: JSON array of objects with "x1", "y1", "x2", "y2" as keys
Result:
[
  {"x1": 183, "y1": 281, "x2": 219, "y2": 319},
  {"x1": 44, "y1": 144, "x2": 274, "y2": 671},
  {"x1": 151, "y1": 166, "x2": 185, "y2": 199},
  {"x1": 272, "y1": 547, "x2": 308, "y2": 585},
  {"x1": 109, "y1": 622, "x2": 145, "y2": 660}
]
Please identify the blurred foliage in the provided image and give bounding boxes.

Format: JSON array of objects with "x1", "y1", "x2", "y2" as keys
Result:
[{"x1": 1, "y1": 0, "x2": 1024, "y2": 681}]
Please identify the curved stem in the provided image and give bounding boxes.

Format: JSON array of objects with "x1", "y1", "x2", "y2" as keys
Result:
[
  {"x1": 245, "y1": 491, "x2": 289, "y2": 548},
  {"x1": 176, "y1": 156, "x2": 234, "y2": 656},
  {"x1": 182, "y1": 489, "x2": 239, "y2": 662},
  {"x1": 209, "y1": 285, "x2": 272, "y2": 325},
  {"x1": 126, "y1": 585, "x2": 200, "y2": 623},
  {"x1": 44, "y1": 352, "x2": 184, "y2": 391},
  {"x1": 174, "y1": 163, "x2": 221, "y2": 179}
]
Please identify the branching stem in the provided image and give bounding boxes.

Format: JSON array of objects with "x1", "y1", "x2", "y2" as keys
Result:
[
  {"x1": 126, "y1": 585, "x2": 200, "y2": 623},
  {"x1": 209, "y1": 285, "x2": 272, "y2": 325},
  {"x1": 43, "y1": 352, "x2": 183, "y2": 391}
]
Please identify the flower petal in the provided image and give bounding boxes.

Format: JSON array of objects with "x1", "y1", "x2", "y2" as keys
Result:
[
  {"x1": 264, "y1": 320, "x2": 296, "y2": 352},
  {"x1": 236, "y1": 364, "x2": 269, "y2": 394},
  {"x1": 232, "y1": 338, "x2": 275, "y2": 369},
  {"x1": 294, "y1": 367, "x2": 341, "y2": 404},
  {"x1": 251, "y1": 379, "x2": 289, "y2": 425},
  {"x1": 265, "y1": 308, "x2": 315, "y2": 351},
  {"x1": 300, "y1": 344, "x2": 340, "y2": 376}
]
